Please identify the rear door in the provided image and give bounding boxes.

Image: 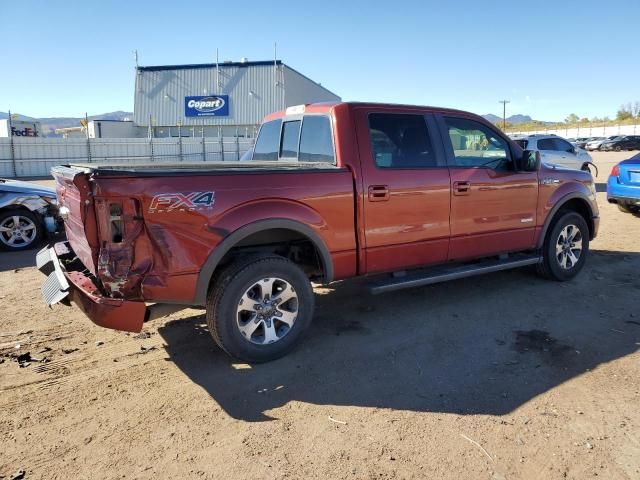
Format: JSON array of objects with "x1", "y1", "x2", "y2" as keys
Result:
[
  {"x1": 354, "y1": 107, "x2": 451, "y2": 273},
  {"x1": 436, "y1": 114, "x2": 538, "y2": 261}
]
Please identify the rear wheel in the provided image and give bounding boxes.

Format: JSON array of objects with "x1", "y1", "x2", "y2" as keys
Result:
[
  {"x1": 206, "y1": 255, "x2": 314, "y2": 363},
  {"x1": 537, "y1": 212, "x2": 589, "y2": 281},
  {"x1": 0, "y1": 209, "x2": 43, "y2": 251}
]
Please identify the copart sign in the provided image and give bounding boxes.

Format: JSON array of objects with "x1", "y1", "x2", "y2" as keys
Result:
[{"x1": 184, "y1": 95, "x2": 229, "y2": 117}]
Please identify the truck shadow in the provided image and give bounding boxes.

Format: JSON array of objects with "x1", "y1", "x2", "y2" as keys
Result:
[
  {"x1": 158, "y1": 249, "x2": 640, "y2": 422},
  {"x1": 0, "y1": 235, "x2": 65, "y2": 273}
]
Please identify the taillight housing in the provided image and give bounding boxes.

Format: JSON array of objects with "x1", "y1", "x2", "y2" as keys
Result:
[{"x1": 611, "y1": 164, "x2": 620, "y2": 177}]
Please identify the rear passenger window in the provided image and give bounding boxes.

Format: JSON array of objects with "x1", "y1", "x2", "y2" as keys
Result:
[
  {"x1": 443, "y1": 117, "x2": 510, "y2": 169},
  {"x1": 253, "y1": 119, "x2": 282, "y2": 161},
  {"x1": 280, "y1": 121, "x2": 301, "y2": 159},
  {"x1": 368, "y1": 113, "x2": 438, "y2": 168},
  {"x1": 537, "y1": 138, "x2": 555, "y2": 150},
  {"x1": 299, "y1": 116, "x2": 334, "y2": 163}
]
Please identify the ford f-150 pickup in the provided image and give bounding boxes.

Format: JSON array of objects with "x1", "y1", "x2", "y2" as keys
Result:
[{"x1": 38, "y1": 102, "x2": 599, "y2": 362}]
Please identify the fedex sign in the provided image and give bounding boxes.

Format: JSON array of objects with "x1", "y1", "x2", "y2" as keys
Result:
[
  {"x1": 11, "y1": 126, "x2": 39, "y2": 137},
  {"x1": 149, "y1": 191, "x2": 215, "y2": 213},
  {"x1": 3, "y1": 120, "x2": 42, "y2": 138}
]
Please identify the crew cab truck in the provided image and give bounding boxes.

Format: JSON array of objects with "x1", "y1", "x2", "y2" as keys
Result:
[{"x1": 38, "y1": 102, "x2": 599, "y2": 363}]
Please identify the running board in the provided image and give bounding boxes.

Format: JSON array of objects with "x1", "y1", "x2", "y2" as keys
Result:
[{"x1": 369, "y1": 254, "x2": 542, "y2": 295}]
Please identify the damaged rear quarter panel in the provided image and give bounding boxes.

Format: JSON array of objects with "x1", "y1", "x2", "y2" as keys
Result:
[{"x1": 92, "y1": 170, "x2": 355, "y2": 303}]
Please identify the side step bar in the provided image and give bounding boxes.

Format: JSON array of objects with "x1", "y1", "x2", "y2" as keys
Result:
[{"x1": 369, "y1": 254, "x2": 541, "y2": 295}]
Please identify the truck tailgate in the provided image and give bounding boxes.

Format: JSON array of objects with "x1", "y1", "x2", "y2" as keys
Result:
[{"x1": 52, "y1": 166, "x2": 99, "y2": 275}]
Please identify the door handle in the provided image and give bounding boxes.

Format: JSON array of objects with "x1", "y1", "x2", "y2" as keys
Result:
[
  {"x1": 453, "y1": 181, "x2": 471, "y2": 195},
  {"x1": 368, "y1": 185, "x2": 390, "y2": 202}
]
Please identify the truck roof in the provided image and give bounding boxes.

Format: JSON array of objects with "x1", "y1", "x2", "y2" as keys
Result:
[{"x1": 263, "y1": 101, "x2": 489, "y2": 124}]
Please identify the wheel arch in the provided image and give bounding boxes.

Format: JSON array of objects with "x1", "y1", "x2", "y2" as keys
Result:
[
  {"x1": 194, "y1": 218, "x2": 333, "y2": 306},
  {"x1": 537, "y1": 193, "x2": 596, "y2": 248}
]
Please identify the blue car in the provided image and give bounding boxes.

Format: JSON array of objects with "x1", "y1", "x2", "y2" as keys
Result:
[{"x1": 607, "y1": 152, "x2": 640, "y2": 214}]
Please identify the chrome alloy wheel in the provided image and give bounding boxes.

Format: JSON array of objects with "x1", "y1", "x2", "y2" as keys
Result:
[
  {"x1": 556, "y1": 224, "x2": 583, "y2": 270},
  {"x1": 236, "y1": 277, "x2": 298, "y2": 345},
  {"x1": 0, "y1": 215, "x2": 37, "y2": 248}
]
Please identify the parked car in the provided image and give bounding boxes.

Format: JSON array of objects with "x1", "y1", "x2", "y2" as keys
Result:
[
  {"x1": 574, "y1": 137, "x2": 595, "y2": 149},
  {"x1": 512, "y1": 134, "x2": 592, "y2": 171},
  {"x1": 600, "y1": 135, "x2": 640, "y2": 151},
  {"x1": 37, "y1": 102, "x2": 599, "y2": 363},
  {"x1": 0, "y1": 179, "x2": 62, "y2": 251},
  {"x1": 585, "y1": 136, "x2": 619, "y2": 151},
  {"x1": 607, "y1": 152, "x2": 640, "y2": 214}
]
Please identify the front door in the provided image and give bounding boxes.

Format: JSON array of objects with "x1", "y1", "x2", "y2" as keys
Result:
[
  {"x1": 355, "y1": 107, "x2": 451, "y2": 274},
  {"x1": 436, "y1": 114, "x2": 539, "y2": 261}
]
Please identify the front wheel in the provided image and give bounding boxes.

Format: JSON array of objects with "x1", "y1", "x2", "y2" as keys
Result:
[
  {"x1": 206, "y1": 255, "x2": 314, "y2": 363},
  {"x1": 537, "y1": 212, "x2": 590, "y2": 281}
]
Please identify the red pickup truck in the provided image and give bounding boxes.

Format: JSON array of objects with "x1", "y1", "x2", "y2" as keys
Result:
[{"x1": 38, "y1": 102, "x2": 599, "y2": 362}]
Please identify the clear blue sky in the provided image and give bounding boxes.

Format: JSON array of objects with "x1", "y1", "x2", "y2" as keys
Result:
[{"x1": 1, "y1": 0, "x2": 638, "y2": 121}]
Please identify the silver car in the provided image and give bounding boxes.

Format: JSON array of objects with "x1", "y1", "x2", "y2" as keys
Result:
[
  {"x1": 0, "y1": 179, "x2": 62, "y2": 251},
  {"x1": 511, "y1": 134, "x2": 593, "y2": 171}
]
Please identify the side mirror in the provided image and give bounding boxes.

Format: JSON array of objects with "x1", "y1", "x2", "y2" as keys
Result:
[{"x1": 515, "y1": 150, "x2": 540, "y2": 172}]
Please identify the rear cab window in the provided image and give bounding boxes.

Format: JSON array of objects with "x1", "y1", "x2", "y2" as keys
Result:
[
  {"x1": 252, "y1": 115, "x2": 335, "y2": 164},
  {"x1": 253, "y1": 119, "x2": 282, "y2": 161}
]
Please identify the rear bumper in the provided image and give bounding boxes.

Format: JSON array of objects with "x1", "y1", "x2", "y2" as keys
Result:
[
  {"x1": 37, "y1": 242, "x2": 146, "y2": 332},
  {"x1": 607, "y1": 177, "x2": 640, "y2": 205}
]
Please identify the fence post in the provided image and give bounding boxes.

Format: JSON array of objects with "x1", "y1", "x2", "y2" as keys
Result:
[
  {"x1": 7, "y1": 110, "x2": 17, "y2": 177},
  {"x1": 218, "y1": 126, "x2": 224, "y2": 161},
  {"x1": 235, "y1": 127, "x2": 240, "y2": 160},
  {"x1": 201, "y1": 127, "x2": 206, "y2": 161},
  {"x1": 177, "y1": 122, "x2": 183, "y2": 161},
  {"x1": 84, "y1": 113, "x2": 92, "y2": 163}
]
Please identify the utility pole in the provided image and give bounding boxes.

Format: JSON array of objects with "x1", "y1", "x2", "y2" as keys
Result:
[{"x1": 499, "y1": 100, "x2": 510, "y2": 130}]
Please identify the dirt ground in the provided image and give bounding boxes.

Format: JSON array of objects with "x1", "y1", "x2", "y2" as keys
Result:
[{"x1": 1, "y1": 151, "x2": 639, "y2": 480}]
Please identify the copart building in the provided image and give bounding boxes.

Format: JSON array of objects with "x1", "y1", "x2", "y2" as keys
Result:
[{"x1": 133, "y1": 59, "x2": 340, "y2": 138}]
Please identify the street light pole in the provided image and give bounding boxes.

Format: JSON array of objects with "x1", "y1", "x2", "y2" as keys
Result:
[{"x1": 499, "y1": 100, "x2": 510, "y2": 130}]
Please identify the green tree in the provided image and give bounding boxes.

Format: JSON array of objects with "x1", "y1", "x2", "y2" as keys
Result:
[
  {"x1": 617, "y1": 106, "x2": 633, "y2": 121},
  {"x1": 565, "y1": 113, "x2": 579, "y2": 124}
]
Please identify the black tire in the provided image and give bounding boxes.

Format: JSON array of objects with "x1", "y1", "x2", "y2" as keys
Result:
[
  {"x1": 536, "y1": 212, "x2": 590, "y2": 281},
  {"x1": 206, "y1": 255, "x2": 314, "y2": 363},
  {"x1": 614, "y1": 146, "x2": 622, "y2": 152},
  {"x1": 581, "y1": 164, "x2": 590, "y2": 172},
  {"x1": 0, "y1": 209, "x2": 43, "y2": 251},
  {"x1": 618, "y1": 203, "x2": 639, "y2": 214}
]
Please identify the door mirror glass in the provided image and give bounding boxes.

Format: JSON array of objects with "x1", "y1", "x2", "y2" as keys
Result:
[{"x1": 516, "y1": 150, "x2": 540, "y2": 172}]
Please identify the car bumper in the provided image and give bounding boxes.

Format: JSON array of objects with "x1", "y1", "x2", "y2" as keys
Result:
[
  {"x1": 36, "y1": 242, "x2": 146, "y2": 332},
  {"x1": 607, "y1": 177, "x2": 640, "y2": 205}
]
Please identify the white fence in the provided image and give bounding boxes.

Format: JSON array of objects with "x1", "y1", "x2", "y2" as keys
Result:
[
  {"x1": 0, "y1": 136, "x2": 254, "y2": 178},
  {"x1": 509, "y1": 124, "x2": 640, "y2": 139}
]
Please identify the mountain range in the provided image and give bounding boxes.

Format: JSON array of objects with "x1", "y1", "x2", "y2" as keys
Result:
[
  {"x1": 0, "y1": 111, "x2": 133, "y2": 137},
  {"x1": 482, "y1": 114, "x2": 534, "y2": 124}
]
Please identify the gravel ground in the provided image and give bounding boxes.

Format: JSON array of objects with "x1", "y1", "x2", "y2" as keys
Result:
[{"x1": 1, "y1": 151, "x2": 639, "y2": 480}]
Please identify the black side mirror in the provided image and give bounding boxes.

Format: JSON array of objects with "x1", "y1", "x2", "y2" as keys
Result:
[{"x1": 515, "y1": 150, "x2": 540, "y2": 172}]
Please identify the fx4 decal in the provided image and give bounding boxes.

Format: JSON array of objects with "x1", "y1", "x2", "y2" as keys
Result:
[{"x1": 149, "y1": 191, "x2": 215, "y2": 212}]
